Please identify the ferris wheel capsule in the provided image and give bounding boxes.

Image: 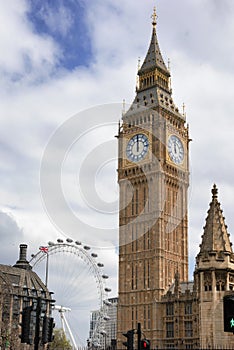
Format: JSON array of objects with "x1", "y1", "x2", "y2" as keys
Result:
[
  {"x1": 102, "y1": 274, "x2": 109, "y2": 279},
  {"x1": 83, "y1": 245, "x2": 91, "y2": 250},
  {"x1": 97, "y1": 263, "x2": 104, "y2": 267},
  {"x1": 103, "y1": 315, "x2": 110, "y2": 321},
  {"x1": 105, "y1": 287, "x2": 111, "y2": 293},
  {"x1": 91, "y1": 253, "x2": 98, "y2": 258},
  {"x1": 66, "y1": 238, "x2": 73, "y2": 243},
  {"x1": 57, "y1": 239, "x2": 63, "y2": 243},
  {"x1": 75, "y1": 241, "x2": 82, "y2": 245}
]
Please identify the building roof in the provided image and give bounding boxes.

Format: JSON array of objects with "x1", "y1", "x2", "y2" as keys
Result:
[
  {"x1": 199, "y1": 184, "x2": 233, "y2": 254},
  {"x1": 0, "y1": 244, "x2": 50, "y2": 297},
  {"x1": 169, "y1": 281, "x2": 194, "y2": 294},
  {"x1": 123, "y1": 8, "x2": 185, "y2": 122},
  {"x1": 138, "y1": 8, "x2": 169, "y2": 76}
]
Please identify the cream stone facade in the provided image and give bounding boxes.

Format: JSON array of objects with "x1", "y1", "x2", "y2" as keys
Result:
[{"x1": 117, "y1": 7, "x2": 234, "y2": 350}]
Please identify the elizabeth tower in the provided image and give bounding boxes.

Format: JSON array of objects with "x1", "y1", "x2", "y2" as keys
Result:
[{"x1": 117, "y1": 8, "x2": 190, "y2": 347}]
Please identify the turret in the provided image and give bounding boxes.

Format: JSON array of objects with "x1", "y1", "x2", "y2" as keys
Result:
[
  {"x1": 195, "y1": 184, "x2": 234, "y2": 273},
  {"x1": 194, "y1": 185, "x2": 234, "y2": 348}
]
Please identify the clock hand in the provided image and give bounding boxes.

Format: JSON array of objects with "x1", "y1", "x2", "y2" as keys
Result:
[{"x1": 137, "y1": 135, "x2": 139, "y2": 152}]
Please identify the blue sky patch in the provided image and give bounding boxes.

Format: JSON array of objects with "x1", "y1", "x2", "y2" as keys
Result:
[{"x1": 27, "y1": 0, "x2": 92, "y2": 70}]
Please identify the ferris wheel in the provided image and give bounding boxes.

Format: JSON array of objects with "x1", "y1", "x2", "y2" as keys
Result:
[{"x1": 29, "y1": 238, "x2": 111, "y2": 348}]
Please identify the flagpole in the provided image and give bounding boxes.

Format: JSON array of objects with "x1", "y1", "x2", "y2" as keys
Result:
[{"x1": 45, "y1": 252, "x2": 49, "y2": 287}]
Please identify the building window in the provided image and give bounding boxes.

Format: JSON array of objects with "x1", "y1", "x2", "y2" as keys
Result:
[
  {"x1": 136, "y1": 225, "x2": 138, "y2": 251},
  {"x1": 204, "y1": 273, "x2": 212, "y2": 291},
  {"x1": 135, "y1": 189, "x2": 138, "y2": 214},
  {"x1": 184, "y1": 302, "x2": 192, "y2": 315},
  {"x1": 131, "y1": 264, "x2": 134, "y2": 290},
  {"x1": 135, "y1": 264, "x2": 138, "y2": 289},
  {"x1": 132, "y1": 193, "x2": 134, "y2": 215},
  {"x1": 166, "y1": 322, "x2": 174, "y2": 338},
  {"x1": 148, "y1": 305, "x2": 151, "y2": 329},
  {"x1": 147, "y1": 260, "x2": 150, "y2": 288},
  {"x1": 216, "y1": 281, "x2": 225, "y2": 291},
  {"x1": 143, "y1": 187, "x2": 147, "y2": 212},
  {"x1": 132, "y1": 226, "x2": 134, "y2": 252},
  {"x1": 166, "y1": 303, "x2": 174, "y2": 316},
  {"x1": 204, "y1": 283, "x2": 212, "y2": 291},
  {"x1": 184, "y1": 321, "x2": 193, "y2": 338},
  {"x1": 12, "y1": 296, "x2": 20, "y2": 317}
]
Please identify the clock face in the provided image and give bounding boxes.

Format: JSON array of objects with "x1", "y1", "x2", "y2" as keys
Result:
[
  {"x1": 167, "y1": 135, "x2": 184, "y2": 164},
  {"x1": 126, "y1": 134, "x2": 149, "y2": 162}
]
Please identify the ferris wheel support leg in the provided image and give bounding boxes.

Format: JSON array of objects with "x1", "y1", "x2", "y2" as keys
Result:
[
  {"x1": 62, "y1": 312, "x2": 78, "y2": 350},
  {"x1": 60, "y1": 311, "x2": 66, "y2": 334}
]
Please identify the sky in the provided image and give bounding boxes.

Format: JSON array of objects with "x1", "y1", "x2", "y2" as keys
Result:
[{"x1": 1, "y1": 0, "x2": 234, "y2": 345}]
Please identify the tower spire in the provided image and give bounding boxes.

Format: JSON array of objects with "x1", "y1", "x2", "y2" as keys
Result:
[
  {"x1": 138, "y1": 7, "x2": 169, "y2": 76},
  {"x1": 124, "y1": 6, "x2": 185, "y2": 122},
  {"x1": 198, "y1": 185, "x2": 232, "y2": 255}
]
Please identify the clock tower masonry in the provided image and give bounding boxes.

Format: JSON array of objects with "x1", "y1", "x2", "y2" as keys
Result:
[{"x1": 117, "y1": 7, "x2": 189, "y2": 348}]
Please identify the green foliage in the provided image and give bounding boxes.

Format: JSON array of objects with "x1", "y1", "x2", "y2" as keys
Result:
[{"x1": 49, "y1": 328, "x2": 72, "y2": 350}]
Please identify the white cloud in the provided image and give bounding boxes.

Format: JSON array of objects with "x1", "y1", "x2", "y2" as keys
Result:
[
  {"x1": 37, "y1": 1, "x2": 74, "y2": 37},
  {"x1": 0, "y1": 0, "x2": 60, "y2": 83},
  {"x1": 0, "y1": 0, "x2": 234, "y2": 299}
]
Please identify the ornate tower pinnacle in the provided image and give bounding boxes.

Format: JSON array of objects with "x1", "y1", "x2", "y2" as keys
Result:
[
  {"x1": 212, "y1": 183, "x2": 218, "y2": 199},
  {"x1": 151, "y1": 6, "x2": 157, "y2": 27},
  {"x1": 124, "y1": 5, "x2": 185, "y2": 116},
  {"x1": 197, "y1": 184, "x2": 233, "y2": 257}
]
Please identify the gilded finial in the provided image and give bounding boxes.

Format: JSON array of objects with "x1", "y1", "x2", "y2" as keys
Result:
[{"x1": 151, "y1": 6, "x2": 157, "y2": 27}]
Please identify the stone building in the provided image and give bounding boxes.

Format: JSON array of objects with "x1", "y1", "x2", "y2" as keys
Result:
[
  {"x1": 117, "y1": 6, "x2": 234, "y2": 350},
  {"x1": 104, "y1": 297, "x2": 118, "y2": 349},
  {"x1": 0, "y1": 244, "x2": 54, "y2": 349},
  {"x1": 158, "y1": 185, "x2": 234, "y2": 349}
]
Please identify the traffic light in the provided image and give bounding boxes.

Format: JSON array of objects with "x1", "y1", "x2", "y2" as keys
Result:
[
  {"x1": 224, "y1": 295, "x2": 234, "y2": 332},
  {"x1": 42, "y1": 316, "x2": 55, "y2": 343},
  {"x1": 141, "y1": 338, "x2": 150, "y2": 350},
  {"x1": 122, "y1": 329, "x2": 134, "y2": 350},
  {"x1": 20, "y1": 306, "x2": 33, "y2": 344}
]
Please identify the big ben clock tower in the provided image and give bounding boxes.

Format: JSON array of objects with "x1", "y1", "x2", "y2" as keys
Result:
[{"x1": 117, "y1": 7, "x2": 189, "y2": 348}]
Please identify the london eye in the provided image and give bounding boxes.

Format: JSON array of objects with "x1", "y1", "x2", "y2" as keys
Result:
[{"x1": 30, "y1": 238, "x2": 111, "y2": 348}]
